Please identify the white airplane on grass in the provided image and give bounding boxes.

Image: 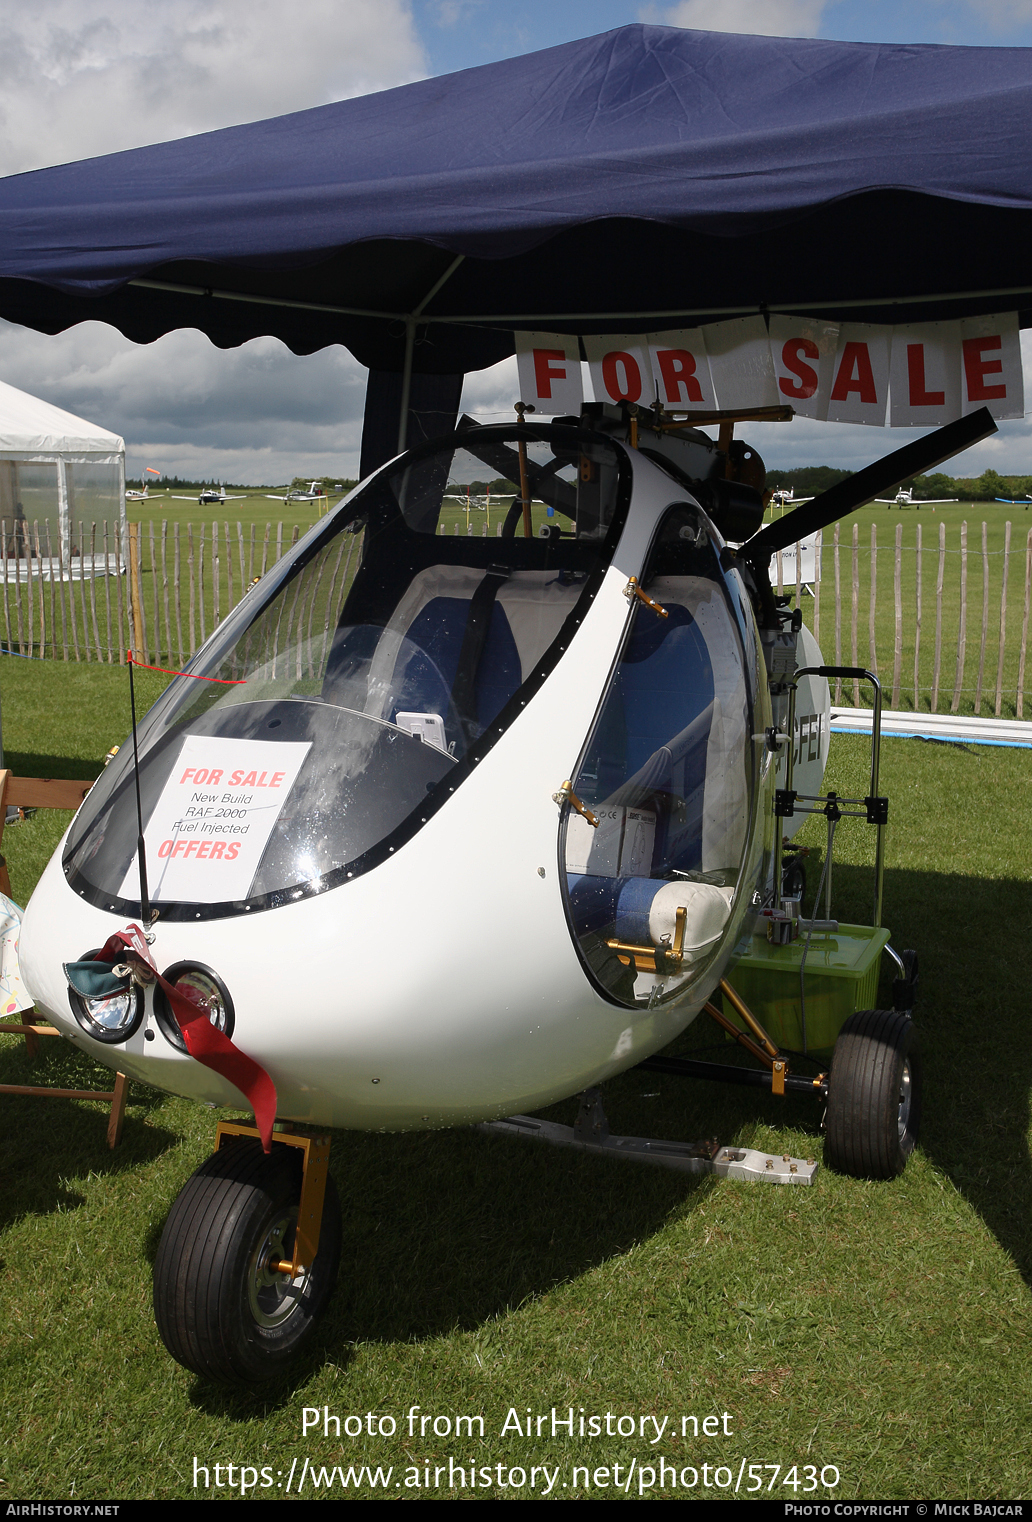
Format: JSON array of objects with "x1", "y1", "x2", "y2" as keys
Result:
[
  {"x1": 167, "y1": 487, "x2": 248, "y2": 505},
  {"x1": 876, "y1": 487, "x2": 957, "y2": 508},
  {"x1": 126, "y1": 467, "x2": 161, "y2": 501},
  {"x1": 769, "y1": 487, "x2": 813, "y2": 508},
  {"x1": 265, "y1": 481, "x2": 339, "y2": 503}
]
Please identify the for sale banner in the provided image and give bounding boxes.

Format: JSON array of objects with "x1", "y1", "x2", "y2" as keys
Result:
[
  {"x1": 120, "y1": 734, "x2": 312, "y2": 904},
  {"x1": 516, "y1": 311, "x2": 1024, "y2": 424}
]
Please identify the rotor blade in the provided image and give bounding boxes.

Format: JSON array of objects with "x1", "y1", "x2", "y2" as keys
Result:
[{"x1": 744, "y1": 407, "x2": 997, "y2": 563}]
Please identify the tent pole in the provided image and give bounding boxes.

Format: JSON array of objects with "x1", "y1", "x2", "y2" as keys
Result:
[
  {"x1": 397, "y1": 319, "x2": 416, "y2": 456},
  {"x1": 397, "y1": 256, "x2": 466, "y2": 455},
  {"x1": 57, "y1": 458, "x2": 70, "y2": 568}
]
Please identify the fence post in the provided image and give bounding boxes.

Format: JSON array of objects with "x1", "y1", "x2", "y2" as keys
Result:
[
  {"x1": 951, "y1": 521, "x2": 967, "y2": 713},
  {"x1": 31, "y1": 520, "x2": 43, "y2": 659},
  {"x1": 851, "y1": 522, "x2": 859, "y2": 706},
  {"x1": 833, "y1": 524, "x2": 842, "y2": 702},
  {"x1": 974, "y1": 520, "x2": 988, "y2": 716},
  {"x1": 813, "y1": 529, "x2": 822, "y2": 648},
  {"x1": 128, "y1": 521, "x2": 145, "y2": 659},
  {"x1": 187, "y1": 523, "x2": 196, "y2": 655},
  {"x1": 102, "y1": 521, "x2": 113, "y2": 662},
  {"x1": 89, "y1": 522, "x2": 102, "y2": 661},
  {"x1": 113, "y1": 521, "x2": 123, "y2": 664},
  {"x1": 161, "y1": 521, "x2": 172, "y2": 664},
  {"x1": 78, "y1": 520, "x2": 91, "y2": 661},
  {"x1": 1018, "y1": 527, "x2": 1032, "y2": 718},
  {"x1": 12, "y1": 517, "x2": 25, "y2": 655},
  {"x1": 932, "y1": 520, "x2": 945, "y2": 712},
  {"x1": 892, "y1": 521, "x2": 902, "y2": 708},
  {"x1": 913, "y1": 523, "x2": 921, "y2": 710},
  {"x1": 173, "y1": 523, "x2": 184, "y2": 666},
  {"x1": 995, "y1": 520, "x2": 1011, "y2": 718},
  {"x1": 1, "y1": 519, "x2": 10, "y2": 654}
]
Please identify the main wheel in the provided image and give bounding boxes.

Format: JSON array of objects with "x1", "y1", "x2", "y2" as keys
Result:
[
  {"x1": 153, "y1": 1137, "x2": 342, "y2": 1384},
  {"x1": 824, "y1": 1009, "x2": 922, "y2": 1179},
  {"x1": 781, "y1": 856, "x2": 806, "y2": 901}
]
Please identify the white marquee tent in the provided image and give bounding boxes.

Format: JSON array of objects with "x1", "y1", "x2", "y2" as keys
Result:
[{"x1": 0, "y1": 378, "x2": 125, "y2": 574}]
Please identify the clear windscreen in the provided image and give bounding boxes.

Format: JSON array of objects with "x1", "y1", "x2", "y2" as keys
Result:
[
  {"x1": 561, "y1": 504, "x2": 764, "y2": 1006},
  {"x1": 64, "y1": 425, "x2": 627, "y2": 917}
]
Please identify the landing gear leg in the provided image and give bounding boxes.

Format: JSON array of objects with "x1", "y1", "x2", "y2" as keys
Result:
[{"x1": 153, "y1": 1124, "x2": 341, "y2": 1384}]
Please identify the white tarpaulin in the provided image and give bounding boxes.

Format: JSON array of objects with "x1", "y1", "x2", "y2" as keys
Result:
[
  {"x1": 518, "y1": 312, "x2": 1025, "y2": 426},
  {"x1": 0, "y1": 379, "x2": 123, "y2": 459},
  {"x1": 0, "y1": 378, "x2": 126, "y2": 566}
]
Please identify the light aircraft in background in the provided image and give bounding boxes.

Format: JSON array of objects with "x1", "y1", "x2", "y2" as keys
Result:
[
  {"x1": 995, "y1": 495, "x2": 1032, "y2": 508},
  {"x1": 167, "y1": 487, "x2": 247, "y2": 506},
  {"x1": 769, "y1": 487, "x2": 813, "y2": 508},
  {"x1": 876, "y1": 487, "x2": 957, "y2": 508},
  {"x1": 265, "y1": 481, "x2": 340, "y2": 503},
  {"x1": 126, "y1": 467, "x2": 161, "y2": 501}
]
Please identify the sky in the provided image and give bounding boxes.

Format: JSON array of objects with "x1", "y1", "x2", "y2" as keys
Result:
[{"x1": 1, "y1": 0, "x2": 1031, "y2": 485}]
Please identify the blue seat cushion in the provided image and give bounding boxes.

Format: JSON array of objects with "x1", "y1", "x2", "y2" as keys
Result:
[{"x1": 566, "y1": 873, "x2": 664, "y2": 944}]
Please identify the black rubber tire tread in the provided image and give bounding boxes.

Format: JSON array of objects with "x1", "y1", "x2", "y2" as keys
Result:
[
  {"x1": 153, "y1": 1137, "x2": 341, "y2": 1384},
  {"x1": 824, "y1": 1008, "x2": 922, "y2": 1180}
]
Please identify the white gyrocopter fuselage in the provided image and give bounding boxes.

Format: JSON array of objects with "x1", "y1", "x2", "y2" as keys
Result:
[{"x1": 20, "y1": 421, "x2": 827, "y2": 1132}]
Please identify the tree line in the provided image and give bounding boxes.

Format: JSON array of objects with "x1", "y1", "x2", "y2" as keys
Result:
[{"x1": 765, "y1": 465, "x2": 1030, "y2": 503}]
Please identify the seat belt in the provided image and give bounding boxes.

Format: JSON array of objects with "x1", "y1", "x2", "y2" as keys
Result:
[{"x1": 452, "y1": 563, "x2": 511, "y2": 745}]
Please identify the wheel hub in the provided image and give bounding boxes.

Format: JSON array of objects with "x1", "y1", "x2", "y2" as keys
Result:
[
  {"x1": 897, "y1": 1059, "x2": 912, "y2": 1139},
  {"x1": 248, "y1": 1211, "x2": 307, "y2": 1328}
]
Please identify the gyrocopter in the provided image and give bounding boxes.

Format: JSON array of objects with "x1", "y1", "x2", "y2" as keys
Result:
[
  {"x1": 17, "y1": 392, "x2": 994, "y2": 1383},
  {"x1": 2, "y1": 14, "x2": 1027, "y2": 1389}
]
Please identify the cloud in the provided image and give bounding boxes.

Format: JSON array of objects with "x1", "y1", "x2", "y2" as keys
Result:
[
  {"x1": 963, "y1": 0, "x2": 1032, "y2": 30},
  {"x1": 0, "y1": 1, "x2": 429, "y2": 482},
  {"x1": 645, "y1": 0, "x2": 827, "y2": 37},
  {"x1": 0, "y1": 319, "x2": 369, "y2": 484},
  {"x1": 0, "y1": 0, "x2": 426, "y2": 176}
]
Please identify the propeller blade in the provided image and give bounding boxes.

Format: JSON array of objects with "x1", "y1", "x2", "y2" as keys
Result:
[{"x1": 744, "y1": 407, "x2": 997, "y2": 565}]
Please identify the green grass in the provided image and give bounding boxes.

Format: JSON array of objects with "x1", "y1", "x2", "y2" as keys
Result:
[{"x1": 1, "y1": 669, "x2": 1031, "y2": 1500}]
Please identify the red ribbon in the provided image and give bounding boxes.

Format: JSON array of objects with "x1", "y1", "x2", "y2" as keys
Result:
[
  {"x1": 95, "y1": 925, "x2": 277, "y2": 1152},
  {"x1": 127, "y1": 651, "x2": 245, "y2": 685}
]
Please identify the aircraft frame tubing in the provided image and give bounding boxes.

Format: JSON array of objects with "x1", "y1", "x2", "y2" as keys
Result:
[{"x1": 636, "y1": 1053, "x2": 828, "y2": 1098}]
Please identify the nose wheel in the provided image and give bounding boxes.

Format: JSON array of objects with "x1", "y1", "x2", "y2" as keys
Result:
[
  {"x1": 153, "y1": 1133, "x2": 341, "y2": 1384},
  {"x1": 823, "y1": 1008, "x2": 922, "y2": 1179}
]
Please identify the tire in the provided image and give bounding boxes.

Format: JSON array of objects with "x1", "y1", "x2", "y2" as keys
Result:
[
  {"x1": 153, "y1": 1137, "x2": 342, "y2": 1384},
  {"x1": 781, "y1": 857, "x2": 806, "y2": 901},
  {"x1": 824, "y1": 1009, "x2": 922, "y2": 1180}
]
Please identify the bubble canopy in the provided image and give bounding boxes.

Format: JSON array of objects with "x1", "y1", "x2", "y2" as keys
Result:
[
  {"x1": 63, "y1": 426, "x2": 630, "y2": 920},
  {"x1": 560, "y1": 501, "x2": 767, "y2": 1009}
]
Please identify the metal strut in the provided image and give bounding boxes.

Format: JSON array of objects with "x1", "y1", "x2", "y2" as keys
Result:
[{"x1": 215, "y1": 1120, "x2": 331, "y2": 1278}]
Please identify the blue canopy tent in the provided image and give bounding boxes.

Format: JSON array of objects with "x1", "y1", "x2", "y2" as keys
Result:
[{"x1": 0, "y1": 23, "x2": 1030, "y2": 470}]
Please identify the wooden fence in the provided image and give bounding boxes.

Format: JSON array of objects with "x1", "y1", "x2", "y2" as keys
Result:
[
  {"x1": 773, "y1": 520, "x2": 1032, "y2": 718},
  {"x1": 0, "y1": 514, "x2": 503, "y2": 670},
  {"x1": 2, "y1": 513, "x2": 1031, "y2": 720}
]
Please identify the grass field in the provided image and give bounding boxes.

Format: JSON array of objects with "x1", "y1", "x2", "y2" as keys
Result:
[
  {"x1": 10, "y1": 486, "x2": 1032, "y2": 726},
  {"x1": 0, "y1": 656, "x2": 1030, "y2": 1502},
  {"x1": 776, "y1": 499, "x2": 1032, "y2": 719}
]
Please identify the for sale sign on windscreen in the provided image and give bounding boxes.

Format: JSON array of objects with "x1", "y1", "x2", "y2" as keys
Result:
[{"x1": 120, "y1": 734, "x2": 311, "y2": 904}]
